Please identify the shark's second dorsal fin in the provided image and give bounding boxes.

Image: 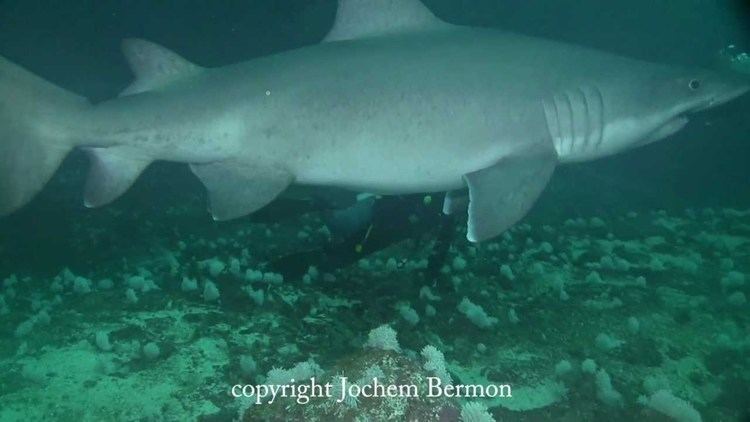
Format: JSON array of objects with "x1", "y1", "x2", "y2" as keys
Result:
[
  {"x1": 324, "y1": 0, "x2": 447, "y2": 42},
  {"x1": 120, "y1": 38, "x2": 203, "y2": 96}
]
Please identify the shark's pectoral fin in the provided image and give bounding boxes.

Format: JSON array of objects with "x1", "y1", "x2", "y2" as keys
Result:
[
  {"x1": 190, "y1": 160, "x2": 294, "y2": 221},
  {"x1": 443, "y1": 189, "x2": 469, "y2": 215},
  {"x1": 464, "y1": 147, "x2": 557, "y2": 242},
  {"x1": 84, "y1": 147, "x2": 151, "y2": 208}
]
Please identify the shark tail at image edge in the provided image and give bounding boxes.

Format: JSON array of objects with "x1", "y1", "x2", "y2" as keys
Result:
[{"x1": 0, "y1": 55, "x2": 90, "y2": 216}]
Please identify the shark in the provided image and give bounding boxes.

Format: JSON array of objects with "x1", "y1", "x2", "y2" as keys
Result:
[{"x1": 1, "y1": 0, "x2": 748, "y2": 242}]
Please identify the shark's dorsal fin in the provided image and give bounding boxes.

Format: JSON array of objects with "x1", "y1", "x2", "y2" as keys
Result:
[
  {"x1": 120, "y1": 38, "x2": 203, "y2": 96},
  {"x1": 324, "y1": 0, "x2": 447, "y2": 42}
]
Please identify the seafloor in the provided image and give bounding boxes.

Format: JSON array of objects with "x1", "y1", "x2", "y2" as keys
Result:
[{"x1": 0, "y1": 179, "x2": 748, "y2": 421}]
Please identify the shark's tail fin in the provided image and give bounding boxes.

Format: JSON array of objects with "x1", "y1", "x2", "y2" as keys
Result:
[{"x1": 0, "y1": 56, "x2": 89, "y2": 216}]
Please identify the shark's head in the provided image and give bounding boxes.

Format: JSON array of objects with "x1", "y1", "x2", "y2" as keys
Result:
[
  {"x1": 634, "y1": 68, "x2": 749, "y2": 140},
  {"x1": 555, "y1": 66, "x2": 749, "y2": 162}
]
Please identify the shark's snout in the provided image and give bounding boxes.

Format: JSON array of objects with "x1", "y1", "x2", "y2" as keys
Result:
[
  {"x1": 730, "y1": 82, "x2": 750, "y2": 101},
  {"x1": 696, "y1": 76, "x2": 750, "y2": 111},
  {"x1": 713, "y1": 82, "x2": 749, "y2": 107}
]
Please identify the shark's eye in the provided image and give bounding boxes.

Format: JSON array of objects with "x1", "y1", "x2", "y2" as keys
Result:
[{"x1": 689, "y1": 79, "x2": 701, "y2": 90}]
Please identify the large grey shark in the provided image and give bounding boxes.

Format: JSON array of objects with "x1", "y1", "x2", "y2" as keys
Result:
[{"x1": 1, "y1": 0, "x2": 748, "y2": 241}]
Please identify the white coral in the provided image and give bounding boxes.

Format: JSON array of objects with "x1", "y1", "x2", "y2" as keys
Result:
[
  {"x1": 421, "y1": 345, "x2": 452, "y2": 384},
  {"x1": 460, "y1": 401, "x2": 495, "y2": 422},
  {"x1": 364, "y1": 325, "x2": 400, "y2": 352}
]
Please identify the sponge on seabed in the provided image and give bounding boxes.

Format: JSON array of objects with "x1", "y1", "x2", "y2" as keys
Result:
[
  {"x1": 457, "y1": 297, "x2": 498, "y2": 328},
  {"x1": 639, "y1": 389, "x2": 702, "y2": 422},
  {"x1": 595, "y1": 369, "x2": 623, "y2": 407}
]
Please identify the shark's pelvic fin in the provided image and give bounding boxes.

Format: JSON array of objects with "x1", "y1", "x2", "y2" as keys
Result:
[
  {"x1": 464, "y1": 145, "x2": 557, "y2": 242},
  {"x1": 190, "y1": 160, "x2": 294, "y2": 221},
  {"x1": 120, "y1": 38, "x2": 203, "y2": 96},
  {"x1": 324, "y1": 0, "x2": 448, "y2": 42},
  {"x1": 443, "y1": 189, "x2": 469, "y2": 215},
  {"x1": 83, "y1": 147, "x2": 151, "y2": 208}
]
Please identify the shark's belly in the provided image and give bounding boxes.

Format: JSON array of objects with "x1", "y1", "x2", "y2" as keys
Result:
[
  {"x1": 288, "y1": 105, "x2": 526, "y2": 193},
  {"x1": 294, "y1": 142, "x2": 472, "y2": 194}
]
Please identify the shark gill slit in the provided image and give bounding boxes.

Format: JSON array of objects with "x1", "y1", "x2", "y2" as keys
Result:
[
  {"x1": 553, "y1": 96, "x2": 564, "y2": 155},
  {"x1": 553, "y1": 94, "x2": 567, "y2": 156},
  {"x1": 561, "y1": 92, "x2": 575, "y2": 155},
  {"x1": 575, "y1": 90, "x2": 587, "y2": 154},
  {"x1": 541, "y1": 97, "x2": 561, "y2": 155},
  {"x1": 577, "y1": 87, "x2": 591, "y2": 152},
  {"x1": 592, "y1": 85, "x2": 605, "y2": 150}
]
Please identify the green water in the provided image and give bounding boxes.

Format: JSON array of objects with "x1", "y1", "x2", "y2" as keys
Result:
[{"x1": 1, "y1": 1, "x2": 749, "y2": 421}]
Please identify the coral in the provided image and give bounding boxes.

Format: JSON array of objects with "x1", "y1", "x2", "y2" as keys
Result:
[
  {"x1": 364, "y1": 325, "x2": 401, "y2": 352},
  {"x1": 421, "y1": 345, "x2": 452, "y2": 384},
  {"x1": 460, "y1": 401, "x2": 495, "y2": 422}
]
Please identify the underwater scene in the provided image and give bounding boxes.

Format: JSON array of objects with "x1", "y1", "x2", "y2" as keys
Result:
[{"x1": 1, "y1": 0, "x2": 750, "y2": 421}]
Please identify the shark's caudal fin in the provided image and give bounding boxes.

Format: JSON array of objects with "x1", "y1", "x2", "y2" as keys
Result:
[{"x1": 0, "y1": 56, "x2": 89, "y2": 216}]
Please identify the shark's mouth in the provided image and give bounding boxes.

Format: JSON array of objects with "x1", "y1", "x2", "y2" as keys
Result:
[
  {"x1": 659, "y1": 116, "x2": 690, "y2": 137},
  {"x1": 639, "y1": 116, "x2": 690, "y2": 146}
]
